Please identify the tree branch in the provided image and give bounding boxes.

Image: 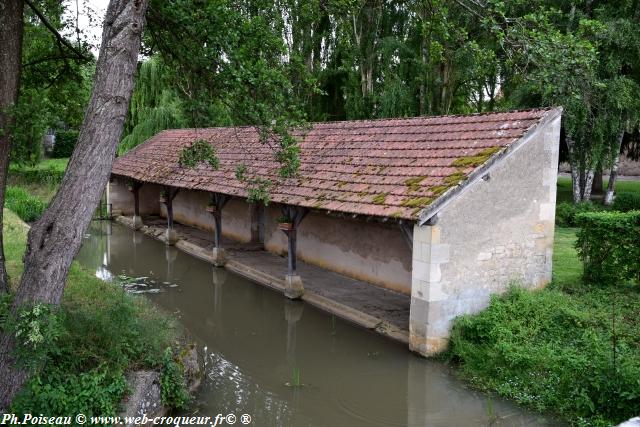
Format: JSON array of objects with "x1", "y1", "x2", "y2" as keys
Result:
[{"x1": 24, "y1": 0, "x2": 90, "y2": 62}]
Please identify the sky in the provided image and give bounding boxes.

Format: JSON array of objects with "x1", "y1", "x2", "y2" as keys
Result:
[{"x1": 62, "y1": 0, "x2": 110, "y2": 55}]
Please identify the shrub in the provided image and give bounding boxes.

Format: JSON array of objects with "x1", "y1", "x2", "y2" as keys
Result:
[
  {"x1": 5, "y1": 186, "x2": 47, "y2": 222},
  {"x1": 611, "y1": 192, "x2": 640, "y2": 213},
  {"x1": 9, "y1": 159, "x2": 67, "y2": 186},
  {"x1": 3, "y1": 212, "x2": 179, "y2": 416},
  {"x1": 575, "y1": 211, "x2": 640, "y2": 286},
  {"x1": 555, "y1": 201, "x2": 601, "y2": 227},
  {"x1": 52, "y1": 130, "x2": 78, "y2": 158},
  {"x1": 160, "y1": 348, "x2": 191, "y2": 410},
  {"x1": 449, "y1": 286, "x2": 640, "y2": 425},
  {"x1": 9, "y1": 270, "x2": 178, "y2": 416}
]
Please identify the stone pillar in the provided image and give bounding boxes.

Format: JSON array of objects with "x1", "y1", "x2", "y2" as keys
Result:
[{"x1": 409, "y1": 224, "x2": 450, "y2": 357}]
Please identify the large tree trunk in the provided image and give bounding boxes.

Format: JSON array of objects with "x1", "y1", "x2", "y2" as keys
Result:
[
  {"x1": 604, "y1": 130, "x2": 624, "y2": 206},
  {"x1": 0, "y1": 0, "x2": 149, "y2": 408},
  {"x1": 0, "y1": 0, "x2": 25, "y2": 293}
]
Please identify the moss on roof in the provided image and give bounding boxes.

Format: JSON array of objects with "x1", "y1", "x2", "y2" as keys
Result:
[{"x1": 451, "y1": 146, "x2": 503, "y2": 168}]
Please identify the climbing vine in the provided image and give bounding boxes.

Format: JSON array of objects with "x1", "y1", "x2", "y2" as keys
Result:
[{"x1": 179, "y1": 139, "x2": 219, "y2": 169}]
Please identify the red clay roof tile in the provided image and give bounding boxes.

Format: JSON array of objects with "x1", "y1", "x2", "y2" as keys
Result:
[{"x1": 112, "y1": 108, "x2": 556, "y2": 220}]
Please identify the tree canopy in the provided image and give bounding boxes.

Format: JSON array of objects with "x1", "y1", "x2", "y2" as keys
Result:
[{"x1": 116, "y1": 0, "x2": 640, "y2": 204}]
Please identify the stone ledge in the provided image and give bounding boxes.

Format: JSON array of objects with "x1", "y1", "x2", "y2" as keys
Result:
[{"x1": 113, "y1": 215, "x2": 409, "y2": 345}]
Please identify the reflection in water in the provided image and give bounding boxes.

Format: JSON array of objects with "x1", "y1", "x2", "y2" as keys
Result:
[{"x1": 76, "y1": 221, "x2": 560, "y2": 427}]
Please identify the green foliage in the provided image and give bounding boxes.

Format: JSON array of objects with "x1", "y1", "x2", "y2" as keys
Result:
[
  {"x1": 449, "y1": 285, "x2": 640, "y2": 426},
  {"x1": 501, "y1": 2, "x2": 640, "y2": 201},
  {"x1": 11, "y1": 367, "x2": 128, "y2": 417},
  {"x1": 119, "y1": 58, "x2": 187, "y2": 154},
  {"x1": 276, "y1": 215, "x2": 293, "y2": 224},
  {"x1": 246, "y1": 178, "x2": 272, "y2": 206},
  {"x1": 273, "y1": 132, "x2": 301, "y2": 178},
  {"x1": 12, "y1": 2, "x2": 93, "y2": 164},
  {"x1": 9, "y1": 158, "x2": 67, "y2": 186},
  {"x1": 160, "y1": 348, "x2": 191, "y2": 410},
  {"x1": 555, "y1": 202, "x2": 602, "y2": 227},
  {"x1": 52, "y1": 130, "x2": 78, "y2": 158},
  {"x1": 575, "y1": 211, "x2": 640, "y2": 286},
  {"x1": 11, "y1": 303, "x2": 61, "y2": 371},
  {"x1": 179, "y1": 139, "x2": 219, "y2": 169},
  {"x1": 4, "y1": 186, "x2": 47, "y2": 222},
  {"x1": 2, "y1": 212, "x2": 179, "y2": 416},
  {"x1": 235, "y1": 164, "x2": 247, "y2": 181},
  {"x1": 10, "y1": 89, "x2": 51, "y2": 164},
  {"x1": 611, "y1": 192, "x2": 640, "y2": 213}
]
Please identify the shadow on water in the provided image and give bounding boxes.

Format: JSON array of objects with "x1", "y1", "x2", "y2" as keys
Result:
[{"x1": 76, "y1": 221, "x2": 561, "y2": 427}]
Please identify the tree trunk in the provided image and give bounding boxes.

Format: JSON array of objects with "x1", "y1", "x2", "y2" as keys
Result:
[
  {"x1": 0, "y1": 0, "x2": 149, "y2": 408},
  {"x1": 0, "y1": 0, "x2": 25, "y2": 293},
  {"x1": 592, "y1": 168, "x2": 603, "y2": 195},
  {"x1": 604, "y1": 130, "x2": 624, "y2": 206},
  {"x1": 566, "y1": 137, "x2": 582, "y2": 203},
  {"x1": 582, "y1": 169, "x2": 595, "y2": 201}
]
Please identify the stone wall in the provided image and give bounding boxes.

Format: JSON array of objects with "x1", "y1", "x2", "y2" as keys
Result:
[
  {"x1": 409, "y1": 113, "x2": 562, "y2": 356},
  {"x1": 109, "y1": 180, "x2": 412, "y2": 294},
  {"x1": 264, "y1": 204, "x2": 412, "y2": 294},
  {"x1": 109, "y1": 178, "x2": 161, "y2": 216},
  {"x1": 164, "y1": 190, "x2": 253, "y2": 243}
]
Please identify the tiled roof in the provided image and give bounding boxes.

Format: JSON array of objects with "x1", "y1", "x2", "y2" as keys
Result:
[{"x1": 112, "y1": 108, "x2": 558, "y2": 221}]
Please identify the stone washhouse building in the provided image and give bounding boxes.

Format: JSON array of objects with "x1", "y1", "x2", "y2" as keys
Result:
[{"x1": 108, "y1": 107, "x2": 562, "y2": 356}]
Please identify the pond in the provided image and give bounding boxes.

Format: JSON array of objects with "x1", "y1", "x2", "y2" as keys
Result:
[{"x1": 75, "y1": 221, "x2": 560, "y2": 427}]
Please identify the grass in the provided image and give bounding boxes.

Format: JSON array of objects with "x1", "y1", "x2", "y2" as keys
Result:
[
  {"x1": 4, "y1": 186, "x2": 47, "y2": 223},
  {"x1": 556, "y1": 176, "x2": 640, "y2": 203},
  {"x1": 7, "y1": 158, "x2": 68, "y2": 204},
  {"x1": 552, "y1": 227, "x2": 582, "y2": 288},
  {"x1": 2, "y1": 209, "x2": 181, "y2": 416},
  {"x1": 9, "y1": 158, "x2": 69, "y2": 173}
]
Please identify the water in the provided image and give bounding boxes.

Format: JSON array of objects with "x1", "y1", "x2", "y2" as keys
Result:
[{"x1": 76, "y1": 221, "x2": 559, "y2": 427}]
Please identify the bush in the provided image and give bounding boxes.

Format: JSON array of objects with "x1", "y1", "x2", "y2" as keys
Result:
[
  {"x1": 5, "y1": 186, "x2": 47, "y2": 222},
  {"x1": 449, "y1": 286, "x2": 640, "y2": 426},
  {"x1": 9, "y1": 159, "x2": 67, "y2": 186},
  {"x1": 7, "y1": 265, "x2": 178, "y2": 416},
  {"x1": 612, "y1": 192, "x2": 640, "y2": 213},
  {"x1": 575, "y1": 211, "x2": 640, "y2": 286},
  {"x1": 2, "y1": 211, "x2": 181, "y2": 416},
  {"x1": 52, "y1": 130, "x2": 78, "y2": 158},
  {"x1": 555, "y1": 201, "x2": 601, "y2": 227},
  {"x1": 160, "y1": 348, "x2": 191, "y2": 410}
]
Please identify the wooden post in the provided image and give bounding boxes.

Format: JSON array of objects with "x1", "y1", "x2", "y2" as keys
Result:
[
  {"x1": 162, "y1": 186, "x2": 180, "y2": 245},
  {"x1": 279, "y1": 205, "x2": 308, "y2": 299},
  {"x1": 286, "y1": 228, "x2": 297, "y2": 274},
  {"x1": 208, "y1": 193, "x2": 230, "y2": 266},
  {"x1": 127, "y1": 180, "x2": 143, "y2": 229},
  {"x1": 133, "y1": 186, "x2": 140, "y2": 217}
]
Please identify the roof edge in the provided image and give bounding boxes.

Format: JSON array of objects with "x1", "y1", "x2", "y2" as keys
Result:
[{"x1": 416, "y1": 107, "x2": 563, "y2": 226}]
